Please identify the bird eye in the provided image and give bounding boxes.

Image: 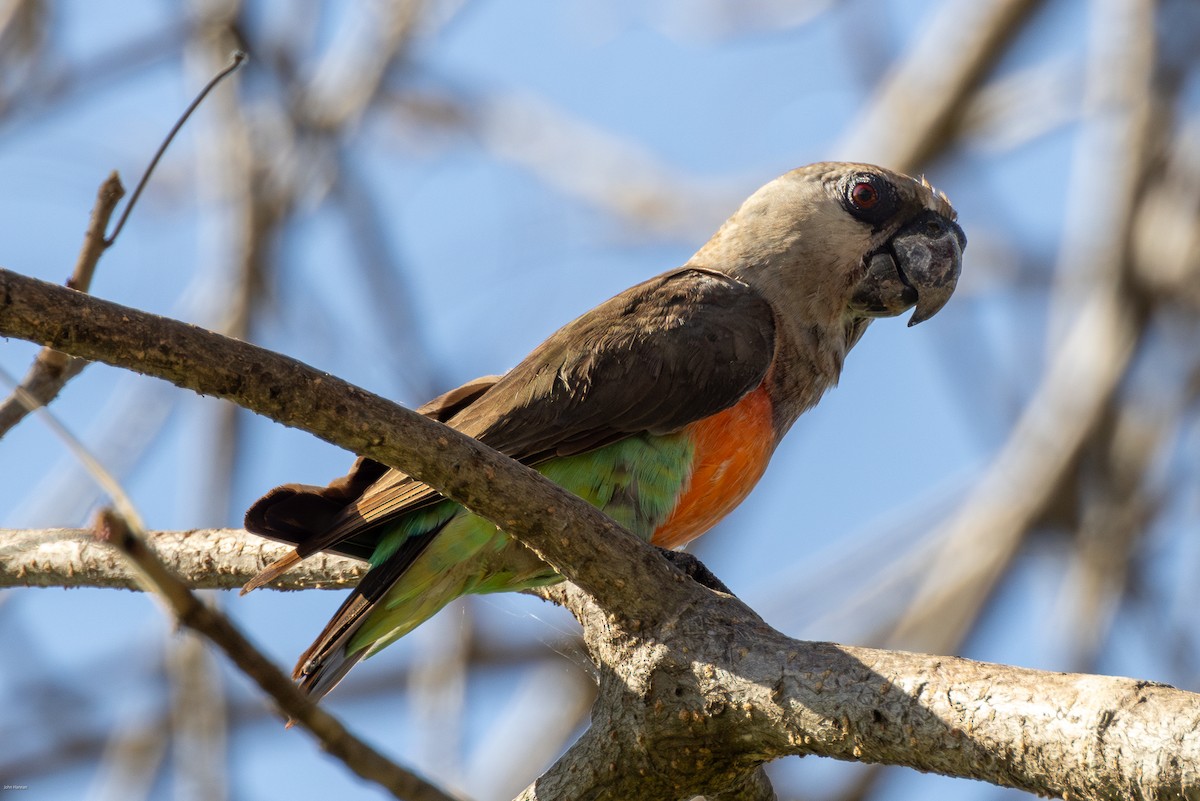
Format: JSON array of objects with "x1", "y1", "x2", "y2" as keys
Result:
[
  {"x1": 850, "y1": 181, "x2": 879, "y2": 209},
  {"x1": 841, "y1": 173, "x2": 896, "y2": 225}
]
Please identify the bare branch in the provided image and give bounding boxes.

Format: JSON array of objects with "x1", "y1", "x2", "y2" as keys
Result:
[
  {"x1": 91, "y1": 509, "x2": 463, "y2": 801},
  {"x1": 516, "y1": 582, "x2": 1200, "y2": 801},
  {"x1": 104, "y1": 50, "x2": 245, "y2": 246},
  {"x1": 0, "y1": 266, "x2": 693, "y2": 625},
  {"x1": 13, "y1": 518, "x2": 1200, "y2": 800},
  {"x1": 0, "y1": 172, "x2": 123, "y2": 436},
  {"x1": 0, "y1": 527, "x2": 364, "y2": 591}
]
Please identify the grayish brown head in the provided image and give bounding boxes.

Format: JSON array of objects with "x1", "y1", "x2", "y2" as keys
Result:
[{"x1": 692, "y1": 162, "x2": 965, "y2": 328}]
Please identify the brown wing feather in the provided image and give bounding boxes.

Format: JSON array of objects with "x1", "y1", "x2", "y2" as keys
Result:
[
  {"x1": 243, "y1": 268, "x2": 776, "y2": 591},
  {"x1": 453, "y1": 267, "x2": 777, "y2": 458}
]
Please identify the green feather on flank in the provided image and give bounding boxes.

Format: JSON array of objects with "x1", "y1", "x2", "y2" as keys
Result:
[
  {"x1": 348, "y1": 431, "x2": 695, "y2": 657},
  {"x1": 367, "y1": 503, "x2": 458, "y2": 568},
  {"x1": 535, "y1": 432, "x2": 694, "y2": 539}
]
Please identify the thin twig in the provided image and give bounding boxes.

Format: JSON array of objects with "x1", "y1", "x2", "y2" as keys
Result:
[
  {"x1": 0, "y1": 50, "x2": 246, "y2": 439},
  {"x1": 0, "y1": 173, "x2": 123, "y2": 436},
  {"x1": 92, "y1": 509, "x2": 465, "y2": 801},
  {"x1": 104, "y1": 49, "x2": 246, "y2": 246}
]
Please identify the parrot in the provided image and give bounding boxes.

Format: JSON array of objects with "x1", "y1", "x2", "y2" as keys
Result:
[{"x1": 242, "y1": 162, "x2": 966, "y2": 702}]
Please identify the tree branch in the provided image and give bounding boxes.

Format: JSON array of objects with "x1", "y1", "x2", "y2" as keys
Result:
[
  {"x1": 0, "y1": 172, "x2": 123, "y2": 435},
  {"x1": 0, "y1": 266, "x2": 692, "y2": 624},
  {"x1": 13, "y1": 520, "x2": 1200, "y2": 799},
  {"x1": 0, "y1": 527, "x2": 364, "y2": 590},
  {"x1": 520, "y1": 582, "x2": 1200, "y2": 801},
  {"x1": 4, "y1": 269, "x2": 1199, "y2": 799},
  {"x1": 91, "y1": 510, "x2": 461, "y2": 801}
]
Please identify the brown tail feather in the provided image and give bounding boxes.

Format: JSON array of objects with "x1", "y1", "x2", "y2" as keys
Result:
[{"x1": 240, "y1": 549, "x2": 303, "y2": 595}]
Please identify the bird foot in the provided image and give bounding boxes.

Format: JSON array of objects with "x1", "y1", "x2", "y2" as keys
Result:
[{"x1": 655, "y1": 548, "x2": 734, "y2": 595}]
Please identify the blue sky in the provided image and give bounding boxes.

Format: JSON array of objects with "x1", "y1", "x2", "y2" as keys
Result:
[{"x1": 3, "y1": 1, "x2": 1195, "y2": 799}]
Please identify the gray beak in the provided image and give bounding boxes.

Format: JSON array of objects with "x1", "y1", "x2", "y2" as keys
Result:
[
  {"x1": 849, "y1": 210, "x2": 966, "y2": 325},
  {"x1": 892, "y1": 211, "x2": 966, "y2": 326}
]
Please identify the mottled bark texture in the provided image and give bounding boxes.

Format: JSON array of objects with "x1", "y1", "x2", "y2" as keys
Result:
[
  {"x1": 520, "y1": 586, "x2": 1200, "y2": 801},
  {"x1": 0, "y1": 528, "x2": 364, "y2": 590},
  {"x1": 3, "y1": 267, "x2": 1199, "y2": 801}
]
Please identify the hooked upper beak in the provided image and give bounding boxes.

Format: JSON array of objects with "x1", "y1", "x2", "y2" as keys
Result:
[{"x1": 850, "y1": 210, "x2": 966, "y2": 326}]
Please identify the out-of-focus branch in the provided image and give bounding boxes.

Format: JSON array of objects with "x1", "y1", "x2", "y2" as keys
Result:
[
  {"x1": 93, "y1": 509, "x2": 463, "y2": 801},
  {"x1": 87, "y1": 709, "x2": 169, "y2": 801},
  {"x1": 957, "y1": 57, "x2": 1083, "y2": 152},
  {"x1": 382, "y1": 86, "x2": 745, "y2": 239},
  {"x1": 299, "y1": 0, "x2": 423, "y2": 132},
  {"x1": 0, "y1": 25, "x2": 184, "y2": 128},
  {"x1": 473, "y1": 92, "x2": 741, "y2": 239},
  {"x1": 2, "y1": 632, "x2": 584, "y2": 787},
  {"x1": 836, "y1": 0, "x2": 1044, "y2": 173},
  {"x1": 886, "y1": 0, "x2": 1158, "y2": 653},
  {"x1": 0, "y1": 173, "x2": 123, "y2": 436},
  {"x1": 167, "y1": 632, "x2": 229, "y2": 801},
  {"x1": 888, "y1": 284, "x2": 1141, "y2": 649}
]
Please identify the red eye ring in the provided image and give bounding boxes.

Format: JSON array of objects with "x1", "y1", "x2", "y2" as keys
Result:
[{"x1": 850, "y1": 181, "x2": 879, "y2": 209}]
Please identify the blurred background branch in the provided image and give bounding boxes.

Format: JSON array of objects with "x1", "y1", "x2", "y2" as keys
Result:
[{"x1": 1, "y1": 0, "x2": 1197, "y2": 799}]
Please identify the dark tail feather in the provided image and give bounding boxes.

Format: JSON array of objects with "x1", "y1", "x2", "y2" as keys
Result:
[
  {"x1": 296, "y1": 645, "x2": 368, "y2": 704},
  {"x1": 286, "y1": 527, "x2": 443, "y2": 704},
  {"x1": 283, "y1": 642, "x2": 369, "y2": 728},
  {"x1": 242, "y1": 375, "x2": 502, "y2": 599},
  {"x1": 288, "y1": 590, "x2": 374, "y2": 703}
]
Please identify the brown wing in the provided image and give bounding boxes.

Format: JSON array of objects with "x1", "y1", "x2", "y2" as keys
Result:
[
  {"x1": 458, "y1": 267, "x2": 777, "y2": 456},
  {"x1": 243, "y1": 267, "x2": 775, "y2": 590},
  {"x1": 240, "y1": 376, "x2": 500, "y2": 590}
]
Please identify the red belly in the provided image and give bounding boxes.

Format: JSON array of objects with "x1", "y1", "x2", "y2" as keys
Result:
[{"x1": 651, "y1": 385, "x2": 776, "y2": 549}]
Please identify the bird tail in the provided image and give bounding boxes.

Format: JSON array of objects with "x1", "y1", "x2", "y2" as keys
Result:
[{"x1": 288, "y1": 526, "x2": 443, "y2": 704}]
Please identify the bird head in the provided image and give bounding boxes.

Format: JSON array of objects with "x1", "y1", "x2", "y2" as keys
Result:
[{"x1": 694, "y1": 162, "x2": 966, "y2": 328}]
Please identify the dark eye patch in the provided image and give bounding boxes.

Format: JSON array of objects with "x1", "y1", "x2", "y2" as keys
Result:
[{"x1": 841, "y1": 173, "x2": 898, "y2": 227}]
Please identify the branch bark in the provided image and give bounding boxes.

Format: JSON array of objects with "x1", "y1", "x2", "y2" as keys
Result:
[
  {"x1": 0, "y1": 172, "x2": 123, "y2": 435},
  {"x1": 9, "y1": 523, "x2": 1200, "y2": 800},
  {"x1": 0, "y1": 266, "x2": 690, "y2": 622},
  {"x1": 3, "y1": 269, "x2": 1199, "y2": 800},
  {"x1": 0, "y1": 527, "x2": 364, "y2": 590},
  {"x1": 522, "y1": 583, "x2": 1200, "y2": 801},
  {"x1": 91, "y1": 510, "x2": 460, "y2": 801}
]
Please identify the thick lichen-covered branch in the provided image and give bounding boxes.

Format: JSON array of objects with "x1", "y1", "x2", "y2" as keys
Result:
[
  {"x1": 0, "y1": 266, "x2": 692, "y2": 627},
  {"x1": 5, "y1": 269, "x2": 1199, "y2": 800}
]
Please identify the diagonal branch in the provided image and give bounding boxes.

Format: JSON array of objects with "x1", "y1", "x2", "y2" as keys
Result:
[
  {"x1": 836, "y1": 0, "x2": 1044, "y2": 173},
  {"x1": 4, "y1": 268, "x2": 1200, "y2": 799},
  {"x1": 92, "y1": 510, "x2": 462, "y2": 801},
  {"x1": 0, "y1": 172, "x2": 123, "y2": 436},
  {"x1": 0, "y1": 266, "x2": 692, "y2": 626}
]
